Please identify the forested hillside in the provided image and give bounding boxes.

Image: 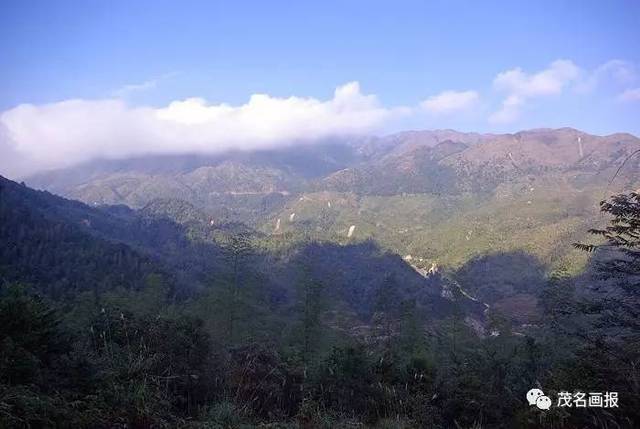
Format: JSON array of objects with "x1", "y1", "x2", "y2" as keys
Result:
[
  {"x1": 2, "y1": 128, "x2": 639, "y2": 428},
  {"x1": 4, "y1": 0, "x2": 640, "y2": 424},
  {"x1": 3, "y1": 162, "x2": 640, "y2": 427}
]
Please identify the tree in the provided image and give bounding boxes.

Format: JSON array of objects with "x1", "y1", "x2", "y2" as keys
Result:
[
  {"x1": 573, "y1": 192, "x2": 640, "y2": 423},
  {"x1": 372, "y1": 274, "x2": 400, "y2": 355},
  {"x1": 0, "y1": 284, "x2": 69, "y2": 386},
  {"x1": 298, "y1": 271, "x2": 324, "y2": 366},
  {"x1": 575, "y1": 192, "x2": 640, "y2": 333},
  {"x1": 576, "y1": 192, "x2": 640, "y2": 281},
  {"x1": 0, "y1": 284, "x2": 79, "y2": 428},
  {"x1": 222, "y1": 231, "x2": 253, "y2": 344}
]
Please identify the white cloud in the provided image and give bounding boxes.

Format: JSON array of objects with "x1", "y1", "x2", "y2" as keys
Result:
[
  {"x1": 490, "y1": 59, "x2": 581, "y2": 123},
  {"x1": 493, "y1": 59, "x2": 580, "y2": 97},
  {"x1": 420, "y1": 90, "x2": 479, "y2": 114},
  {"x1": 2, "y1": 60, "x2": 636, "y2": 179},
  {"x1": 111, "y1": 72, "x2": 179, "y2": 98},
  {"x1": 617, "y1": 87, "x2": 640, "y2": 102},
  {"x1": 0, "y1": 82, "x2": 406, "y2": 178},
  {"x1": 576, "y1": 60, "x2": 636, "y2": 93},
  {"x1": 599, "y1": 60, "x2": 636, "y2": 83},
  {"x1": 487, "y1": 95, "x2": 524, "y2": 125},
  {"x1": 112, "y1": 80, "x2": 158, "y2": 97}
]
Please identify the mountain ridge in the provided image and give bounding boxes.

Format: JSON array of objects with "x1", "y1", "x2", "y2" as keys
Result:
[{"x1": 26, "y1": 128, "x2": 640, "y2": 204}]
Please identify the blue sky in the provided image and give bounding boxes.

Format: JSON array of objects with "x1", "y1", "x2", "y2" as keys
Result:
[{"x1": 1, "y1": 0, "x2": 639, "y2": 176}]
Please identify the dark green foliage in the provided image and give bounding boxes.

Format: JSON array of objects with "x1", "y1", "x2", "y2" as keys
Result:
[
  {"x1": 221, "y1": 230, "x2": 254, "y2": 344},
  {"x1": 0, "y1": 285, "x2": 76, "y2": 427},
  {"x1": 0, "y1": 176, "x2": 170, "y2": 298},
  {"x1": 564, "y1": 192, "x2": 640, "y2": 426},
  {"x1": 315, "y1": 345, "x2": 377, "y2": 418},
  {"x1": 226, "y1": 344, "x2": 303, "y2": 420},
  {"x1": 579, "y1": 192, "x2": 640, "y2": 291},
  {"x1": 0, "y1": 283, "x2": 218, "y2": 428},
  {"x1": 295, "y1": 273, "x2": 325, "y2": 365},
  {"x1": 3, "y1": 174, "x2": 640, "y2": 427},
  {"x1": 455, "y1": 251, "x2": 547, "y2": 303},
  {"x1": 0, "y1": 284, "x2": 69, "y2": 386},
  {"x1": 86, "y1": 308, "x2": 213, "y2": 425}
]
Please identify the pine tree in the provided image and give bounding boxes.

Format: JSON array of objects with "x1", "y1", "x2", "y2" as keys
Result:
[
  {"x1": 0, "y1": 283, "x2": 69, "y2": 386},
  {"x1": 222, "y1": 231, "x2": 253, "y2": 344},
  {"x1": 574, "y1": 192, "x2": 640, "y2": 421}
]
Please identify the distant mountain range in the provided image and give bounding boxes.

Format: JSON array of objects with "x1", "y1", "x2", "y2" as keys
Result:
[
  {"x1": 27, "y1": 128, "x2": 640, "y2": 207},
  {"x1": 17, "y1": 128, "x2": 640, "y2": 326}
]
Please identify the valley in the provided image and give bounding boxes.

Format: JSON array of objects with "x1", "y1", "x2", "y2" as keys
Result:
[
  {"x1": 25, "y1": 128, "x2": 640, "y2": 325},
  {"x1": 3, "y1": 127, "x2": 640, "y2": 428},
  {"x1": 4, "y1": 3, "x2": 640, "y2": 426}
]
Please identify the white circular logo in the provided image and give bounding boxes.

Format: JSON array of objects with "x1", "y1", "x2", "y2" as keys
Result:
[
  {"x1": 526, "y1": 388, "x2": 544, "y2": 406},
  {"x1": 536, "y1": 395, "x2": 552, "y2": 410}
]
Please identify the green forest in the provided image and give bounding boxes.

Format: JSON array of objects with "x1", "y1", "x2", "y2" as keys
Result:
[
  {"x1": 2, "y1": 0, "x2": 640, "y2": 426},
  {"x1": 1, "y1": 174, "x2": 640, "y2": 428}
]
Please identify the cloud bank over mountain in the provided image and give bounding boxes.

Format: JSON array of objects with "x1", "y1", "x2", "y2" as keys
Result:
[
  {"x1": 1, "y1": 59, "x2": 638, "y2": 178},
  {"x1": 0, "y1": 82, "x2": 407, "y2": 177}
]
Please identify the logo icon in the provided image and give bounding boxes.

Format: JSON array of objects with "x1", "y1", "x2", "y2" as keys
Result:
[
  {"x1": 527, "y1": 388, "x2": 618, "y2": 410},
  {"x1": 526, "y1": 388, "x2": 544, "y2": 406},
  {"x1": 527, "y1": 388, "x2": 551, "y2": 410},
  {"x1": 536, "y1": 395, "x2": 552, "y2": 410}
]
